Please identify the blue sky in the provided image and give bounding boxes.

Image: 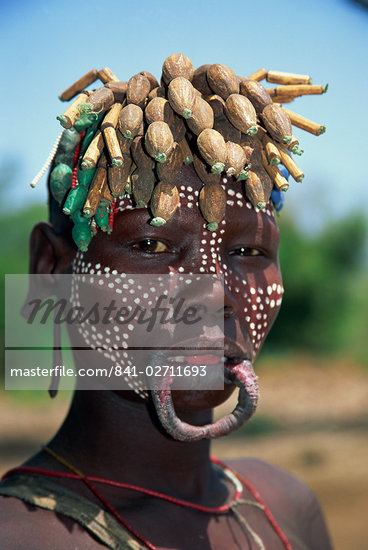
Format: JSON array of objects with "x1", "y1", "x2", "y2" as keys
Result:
[{"x1": 0, "y1": 0, "x2": 367, "y2": 233}]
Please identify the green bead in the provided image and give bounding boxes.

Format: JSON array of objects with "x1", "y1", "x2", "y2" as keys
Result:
[
  {"x1": 71, "y1": 209, "x2": 89, "y2": 225},
  {"x1": 72, "y1": 222, "x2": 92, "y2": 252},
  {"x1": 77, "y1": 167, "x2": 96, "y2": 188},
  {"x1": 74, "y1": 114, "x2": 95, "y2": 131},
  {"x1": 50, "y1": 164, "x2": 73, "y2": 204},
  {"x1": 54, "y1": 128, "x2": 81, "y2": 168},
  {"x1": 94, "y1": 204, "x2": 109, "y2": 231},
  {"x1": 63, "y1": 185, "x2": 88, "y2": 215}
]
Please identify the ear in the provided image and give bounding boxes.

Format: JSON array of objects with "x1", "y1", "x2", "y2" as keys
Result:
[
  {"x1": 21, "y1": 223, "x2": 77, "y2": 319},
  {"x1": 29, "y1": 222, "x2": 76, "y2": 275}
]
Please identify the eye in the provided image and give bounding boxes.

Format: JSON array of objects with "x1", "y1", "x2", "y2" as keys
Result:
[
  {"x1": 228, "y1": 247, "x2": 262, "y2": 257},
  {"x1": 133, "y1": 238, "x2": 168, "y2": 254}
]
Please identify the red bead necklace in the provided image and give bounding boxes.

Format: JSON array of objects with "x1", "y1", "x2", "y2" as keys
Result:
[{"x1": 3, "y1": 447, "x2": 293, "y2": 550}]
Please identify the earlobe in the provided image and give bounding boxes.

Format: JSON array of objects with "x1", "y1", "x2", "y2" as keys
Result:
[{"x1": 29, "y1": 222, "x2": 76, "y2": 275}]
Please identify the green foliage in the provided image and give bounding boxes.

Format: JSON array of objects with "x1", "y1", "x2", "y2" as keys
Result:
[{"x1": 263, "y1": 213, "x2": 368, "y2": 362}]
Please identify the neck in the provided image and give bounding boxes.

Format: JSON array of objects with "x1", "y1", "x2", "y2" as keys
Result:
[{"x1": 49, "y1": 390, "x2": 213, "y2": 499}]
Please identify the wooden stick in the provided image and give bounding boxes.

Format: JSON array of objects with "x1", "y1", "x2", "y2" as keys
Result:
[
  {"x1": 57, "y1": 93, "x2": 89, "y2": 129},
  {"x1": 282, "y1": 135, "x2": 303, "y2": 155},
  {"x1": 98, "y1": 67, "x2": 119, "y2": 83},
  {"x1": 276, "y1": 145, "x2": 304, "y2": 182},
  {"x1": 59, "y1": 69, "x2": 98, "y2": 102},
  {"x1": 268, "y1": 84, "x2": 327, "y2": 99},
  {"x1": 262, "y1": 151, "x2": 289, "y2": 191},
  {"x1": 283, "y1": 108, "x2": 326, "y2": 136},
  {"x1": 83, "y1": 165, "x2": 107, "y2": 217},
  {"x1": 81, "y1": 131, "x2": 104, "y2": 170},
  {"x1": 258, "y1": 131, "x2": 281, "y2": 165},
  {"x1": 103, "y1": 126, "x2": 123, "y2": 166},
  {"x1": 100, "y1": 179, "x2": 114, "y2": 205},
  {"x1": 266, "y1": 70, "x2": 312, "y2": 85},
  {"x1": 101, "y1": 103, "x2": 123, "y2": 130},
  {"x1": 247, "y1": 68, "x2": 267, "y2": 82}
]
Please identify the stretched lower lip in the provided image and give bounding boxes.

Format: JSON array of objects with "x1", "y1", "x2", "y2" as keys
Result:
[{"x1": 150, "y1": 359, "x2": 259, "y2": 442}]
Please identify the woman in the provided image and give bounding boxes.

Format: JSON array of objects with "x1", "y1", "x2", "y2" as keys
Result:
[{"x1": 0, "y1": 54, "x2": 332, "y2": 549}]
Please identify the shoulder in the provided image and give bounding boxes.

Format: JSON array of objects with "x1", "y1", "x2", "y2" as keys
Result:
[
  {"x1": 0, "y1": 494, "x2": 103, "y2": 550},
  {"x1": 224, "y1": 457, "x2": 333, "y2": 550}
]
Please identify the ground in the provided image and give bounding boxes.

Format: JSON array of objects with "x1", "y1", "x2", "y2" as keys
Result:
[{"x1": 1, "y1": 354, "x2": 367, "y2": 550}]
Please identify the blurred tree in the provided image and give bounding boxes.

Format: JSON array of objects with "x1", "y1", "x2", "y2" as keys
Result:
[{"x1": 264, "y1": 212, "x2": 368, "y2": 362}]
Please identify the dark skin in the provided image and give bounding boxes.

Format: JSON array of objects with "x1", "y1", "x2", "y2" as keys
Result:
[{"x1": 0, "y1": 167, "x2": 333, "y2": 549}]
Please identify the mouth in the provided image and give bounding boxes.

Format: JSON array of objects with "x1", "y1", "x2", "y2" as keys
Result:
[{"x1": 150, "y1": 346, "x2": 259, "y2": 442}]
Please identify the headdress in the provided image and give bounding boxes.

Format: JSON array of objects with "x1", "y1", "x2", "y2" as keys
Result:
[{"x1": 31, "y1": 53, "x2": 327, "y2": 251}]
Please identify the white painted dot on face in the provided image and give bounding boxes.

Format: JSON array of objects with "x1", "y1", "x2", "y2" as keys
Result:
[
  {"x1": 128, "y1": 324, "x2": 134, "y2": 331},
  {"x1": 250, "y1": 287, "x2": 256, "y2": 295},
  {"x1": 250, "y1": 322, "x2": 255, "y2": 330},
  {"x1": 270, "y1": 300, "x2": 275, "y2": 308},
  {"x1": 267, "y1": 286, "x2": 272, "y2": 295},
  {"x1": 252, "y1": 305, "x2": 257, "y2": 311},
  {"x1": 227, "y1": 189, "x2": 235, "y2": 196}
]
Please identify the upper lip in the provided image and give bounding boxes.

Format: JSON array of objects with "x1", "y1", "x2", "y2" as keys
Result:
[{"x1": 164, "y1": 338, "x2": 251, "y2": 362}]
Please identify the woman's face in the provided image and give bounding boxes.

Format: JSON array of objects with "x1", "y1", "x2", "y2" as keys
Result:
[{"x1": 72, "y1": 165, "x2": 283, "y2": 414}]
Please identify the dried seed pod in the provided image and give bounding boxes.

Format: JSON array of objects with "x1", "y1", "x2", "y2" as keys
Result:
[
  {"x1": 162, "y1": 53, "x2": 194, "y2": 84},
  {"x1": 57, "y1": 93, "x2": 90, "y2": 129},
  {"x1": 59, "y1": 69, "x2": 99, "y2": 102},
  {"x1": 170, "y1": 112, "x2": 186, "y2": 143},
  {"x1": 246, "y1": 68, "x2": 267, "y2": 82},
  {"x1": 145, "y1": 121, "x2": 174, "y2": 163},
  {"x1": 108, "y1": 156, "x2": 134, "y2": 197},
  {"x1": 276, "y1": 145, "x2": 304, "y2": 182},
  {"x1": 131, "y1": 167, "x2": 156, "y2": 207},
  {"x1": 266, "y1": 70, "x2": 312, "y2": 85},
  {"x1": 167, "y1": 77, "x2": 196, "y2": 119},
  {"x1": 199, "y1": 181, "x2": 226, "y2": 230},
  {"x1": 81, "y1": 130, "x2": 104, "y2": 170},
  {"x1": 193, "y1": 154, "x2": 221, "y2": 184},
  {"x1": 100, "y1": 179, "x2": 114, "y2": 206},
  {"x1": 148, "y1": 86, "x2": 166, "y2": 100},
  {"x1": 192, "y1": 64, "x2": 213, "y2": 96},
  {"x1": 98, "y1": 67, "x2": 119, "y2": 84},
  {"x1": 156, "y1": 143, "x2": 184, "y2": 184},
  {"x1": 262, "y1": 151, "x2": 289, "y2": 191},
  {"x1": 239, "y1": 134, "x2": 263, "y2": 169},
  {"x1": 130, "y1": 136, "x2": 154, "y2": 170},
  {"x1": 225, "y1": 142, "x2": 247, "y2": 177},
  {"x1": 178, "y1": 138, "x2": 194, "y2": 165},
  {"x1": 138, "y1": 71, "x2": 160, "y2": 90},
  {"x1": 84, "y1": 87, "x2": 115, "y2": 113},
  {"x1": 197, "y1": 128, "x2": 227, "y2": 173},
  {"x1": 213, "y1": 116, "x2": 241, "y2": 144},
  {"x1": 126, "y1": 74, "x2": 151, "y2": 108},
  {"x1": 283, "y1": 107, "x2": 326, "y2": 136},
  {"x1": 105, "y1": 81, "x2": 128, "y2": 103},
  {"x1": 145, "y1": 97, "x2": 176, "y2": 126},
  {"x1": 206, "y1": 94, "x2": 226, "y2": 118},
  {"x1": 207, "y1": 64, "x2": 239, "y2": 99},
  {"x1": 118, "y1": 104, "x2": 144, "y2": 141},
  {"x1": 186, "y1": 96, "x2": 214, "y2": 135},
  {"x1": 49, "y1": 164, "x2": 73, "y2": 204},
  {"x1": 245, "y1": 169, "x2": 273, "y2": 209},
  {"x1": 261, "y1": 104, "x2": 293, "y2": 145},
  {"x1": 239, "y1": 79, "x2": 272, "y2": 114},
  {"x1": 225, "y1": 94, "x2": 258, "y2": 135},
  {"x1": 150, "y1": 182, "x2": 180, "y2": 225}
]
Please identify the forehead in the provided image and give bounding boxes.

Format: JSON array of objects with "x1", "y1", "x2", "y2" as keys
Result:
[{"x1": 113, "y1": 164, "x2": 277, "y2": 238}]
